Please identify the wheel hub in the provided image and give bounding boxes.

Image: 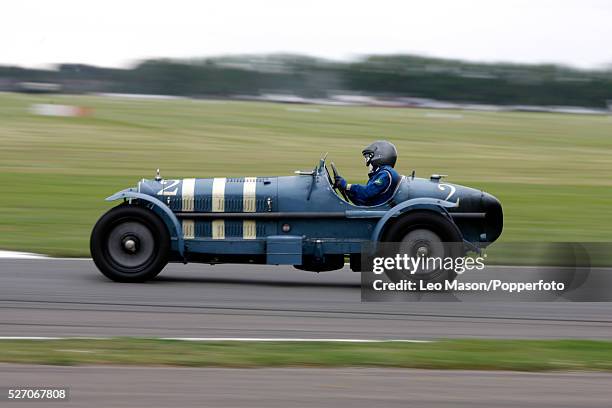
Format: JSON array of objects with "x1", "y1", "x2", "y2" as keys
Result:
[
  {"x1": 122, "y1": 237, "x2": 138, "y2": 253},
  {"x1": 415, "y1": 245, "x2": 430, "y2": 258}
]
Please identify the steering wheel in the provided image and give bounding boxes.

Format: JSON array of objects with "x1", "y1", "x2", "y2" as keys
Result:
[
  {"x1": 330, "y1": 162, "x2": 351, "y2": 202},
  {"x1": 324, "y1": 163, "x2": 334, "y2": 187}
]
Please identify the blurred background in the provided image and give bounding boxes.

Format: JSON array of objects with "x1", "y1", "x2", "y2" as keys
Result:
[{"x1": 1, "y1": 0, "x2": 612, "y2": 256}]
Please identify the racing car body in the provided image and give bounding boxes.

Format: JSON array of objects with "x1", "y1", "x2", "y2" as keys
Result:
[{"x1": 91, "y1": 155, "x2": 503, "y2": 282}]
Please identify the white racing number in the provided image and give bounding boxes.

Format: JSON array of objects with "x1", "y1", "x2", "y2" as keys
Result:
[
  {"x1": 438, "y1": 183, "x2": 457, "y2": 202},
  {"x1": 156, "y1": 179, "x2": 180, "y2": 196}
]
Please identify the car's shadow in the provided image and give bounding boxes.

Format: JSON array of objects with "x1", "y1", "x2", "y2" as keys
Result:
[{"x1": 152, "y1": 275, "x2": 361, "y2": 289}]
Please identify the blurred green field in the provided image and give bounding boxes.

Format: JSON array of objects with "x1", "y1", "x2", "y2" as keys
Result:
[{"x1": 1, "y1": 93, "x2": 611, "y2": 256}]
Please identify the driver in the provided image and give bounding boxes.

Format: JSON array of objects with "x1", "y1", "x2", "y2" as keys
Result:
[{"x1": 334, "y1": 140, "x2": 401, "y2": 206}]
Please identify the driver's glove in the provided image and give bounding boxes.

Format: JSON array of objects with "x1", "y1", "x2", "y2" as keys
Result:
[{"x1": 334, "y1": 176, "x2": 347, "y2": 190}]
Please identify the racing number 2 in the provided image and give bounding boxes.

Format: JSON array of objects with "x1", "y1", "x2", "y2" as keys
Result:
[{"x1": 156, "y1": 179, "x2": 180, "y2": 196}]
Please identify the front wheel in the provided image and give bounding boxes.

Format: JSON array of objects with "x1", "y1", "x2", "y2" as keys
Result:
[
  {"x1": 90, "y1": 205, "x2": 170, "y2": 282},
  {"x1": 382, "y1": 211, "x2": 465, "y2": 286}
]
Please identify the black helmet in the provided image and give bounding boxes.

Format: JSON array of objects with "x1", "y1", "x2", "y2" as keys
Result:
[{"x1": 362, "y1": 140, "x2": 397, "y2": 168}]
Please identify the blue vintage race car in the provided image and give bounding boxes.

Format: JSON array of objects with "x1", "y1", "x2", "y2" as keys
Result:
[{"x1": 91, "y1": 155, "x2": 503, "y2": 282}]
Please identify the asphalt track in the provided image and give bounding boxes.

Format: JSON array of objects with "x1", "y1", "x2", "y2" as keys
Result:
[
  {"x1": 3, "y1": 365, "x2": 612, "y2": 408},
  {"x1": 1, "y1": 259, "x2": 612, "y2": 339}
]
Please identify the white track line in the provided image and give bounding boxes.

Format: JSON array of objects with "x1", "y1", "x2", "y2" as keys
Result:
[
  {"x1": 0, "y1": 337, "x2": 109, "y2": 340},
  {"x1": 0, "y1": 250, "x2": 48, "y2": 259},
  {"x1": 0, "y1": 337, "x2": 62, "y2": 340},
  {"x1": 0, "y1": 336, "x2": 431, "y2": 343}
]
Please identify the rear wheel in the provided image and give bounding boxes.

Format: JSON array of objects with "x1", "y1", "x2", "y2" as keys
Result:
[
  {"x1": 382, "y1": 211, "x2": 464, "y2": 286},
  {"x1": 90, "y1": 206, "x2": 169, "y2": 282}
]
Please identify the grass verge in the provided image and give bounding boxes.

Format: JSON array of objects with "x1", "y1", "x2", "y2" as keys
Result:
[{"x1": 1, "y1": 339, "x2": 612, "y2": 371}]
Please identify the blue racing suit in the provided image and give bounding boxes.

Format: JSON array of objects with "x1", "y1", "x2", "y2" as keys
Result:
[{"x1": 345, "y1": 165, "x2": 401, "y2": 206}]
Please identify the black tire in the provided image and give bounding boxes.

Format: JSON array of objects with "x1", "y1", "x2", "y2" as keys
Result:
[
  {"x1": 90, "y1": 205, "x2": 169, "y2": 282},
  {"x1": 381, "y1": 211, "x2": 464, "y2": 286}
]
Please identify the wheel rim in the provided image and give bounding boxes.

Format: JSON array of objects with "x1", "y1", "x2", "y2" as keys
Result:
[
  {"x1": 399, "y1": 229, "x2": 445, "y2": 276},
  {"x1": 106, "y1": 220, "x2": 155, "y2": 271}
]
